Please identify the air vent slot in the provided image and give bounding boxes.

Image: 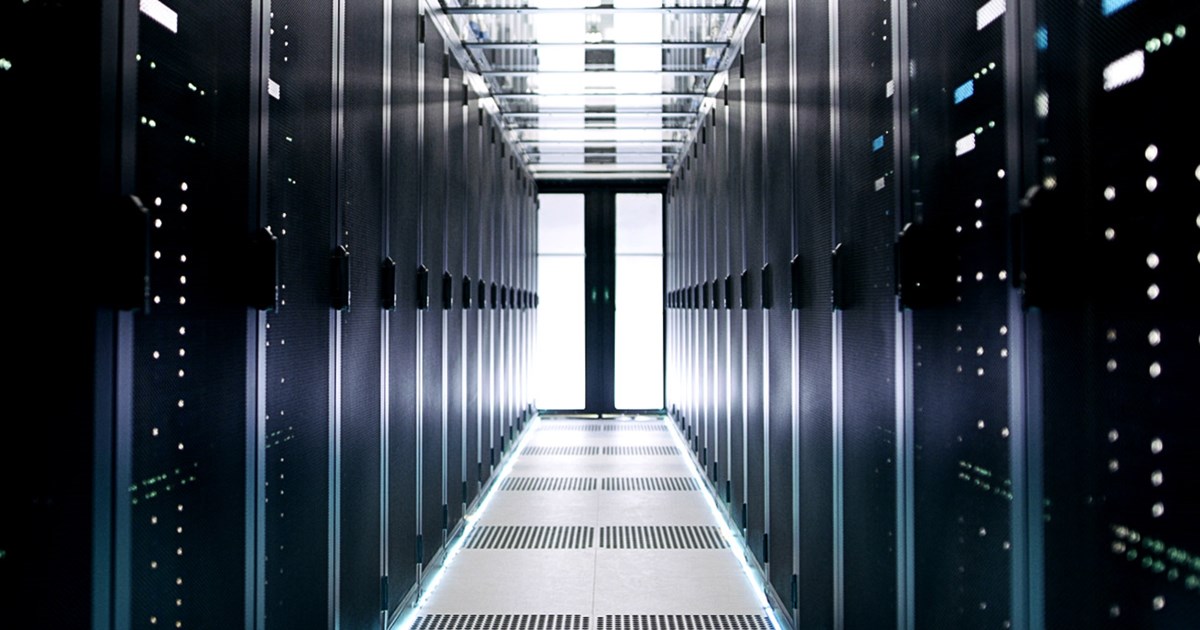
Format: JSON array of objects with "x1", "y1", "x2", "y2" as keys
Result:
[
  {"x1": 602, "y1": 446, "x2": 680, "y2": 456},
  {"x1": 417, "y1": 615, "x2": 591, "y2": 630},
  {"x1": 464, "y1": 526, "x2": 595, "y2": 550},
  {"x1": 601, "y1": 477, "x2": 700, "y2": 492},
  {"x1": 596, "y1": 616, "x2": 768, "y2": 630},
  {"x1": 522, "y1": 446, "x2": 602, "y2": 456},
  {"x1": 598, "y1": 526, "x2": 727, "y2": 549},
  {"x1": 539, "y1": 423, "x2": 604, "y2": 432},
  {"x1": 501, "y1": 477, "x2": 598, "y2": 492}
]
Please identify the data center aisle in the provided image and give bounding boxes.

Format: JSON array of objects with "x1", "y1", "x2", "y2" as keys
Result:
[{"x1": 412, "y1": 415, "x2": 773, "y2": 630}]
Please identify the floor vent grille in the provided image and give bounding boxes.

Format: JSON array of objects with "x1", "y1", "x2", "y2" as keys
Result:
[
  {"x1": 522, "y1": 446, "x2": 602, "y2": 456},
  {"x1": 501, "y1": 477, "x2": 598, "y2": 492},
  {"x1": 539, "y1": 423, "x2": 604, "y2": 432},
  {"x1": 601, "y1": 477, "x2": 700, "y2": 492},
  {"x1": 598, "y1": 526, "x2": 728, "y2": 549},
  {"x1": 603, "y1": 424, "x2": 667, "y2": 432},
  {"x1": 416, "y1": 615, "x2": 591, "y2": 630},
  {"x1": 595, "y1": 616, "x2": 768, "y2": 630},
  {"x1": 602, "y1": 446, "x2": 680, "y2": 456},
  {"x1": 465, "y1": 525, "x2": 595, "y2": 549}
]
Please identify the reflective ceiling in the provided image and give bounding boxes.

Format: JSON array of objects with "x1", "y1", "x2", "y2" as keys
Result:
[{"x1": 432, "y1": 0, "x2": 762, "y2": 180}]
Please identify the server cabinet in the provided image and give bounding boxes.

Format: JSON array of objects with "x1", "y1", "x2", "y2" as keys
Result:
[
  {"x1": 835, "y1": 0, "x2": 901, "y2": 627},
  {"x1": 4, "y1": 3, "x2": 121, "y2": 624},
  {"x1": 700, "y1": 117, "x2": 710, "y2": 470},
  {"x1": 464, "y1": 102, "x2": 484, "y2": 505},
  {"x1": 763, "y1": 0, "x2": 796, "y2": 606},
  {"x1": 130, "y1": 3, "x2": 256, "y2": 628},
  {"x1": 420, "y1": 23, "x2": 447, "y2": 567},
  {"x1": 263, "y1": 0, "x2": 336, "y2": 624},
  {"x1": 791, "y1": 2, "x2": 836, "y2": 626},
  {"x1": 713, "y1": 97, "x2": 732, "y2": 493},
  {"x1": 444, "y1": 63, "x2": 466, "y2": 532},
  {"x1": 727, "y1": 70, "x2": 748, "y2": 518},
  {"x1": 496, "y1": 164, "x2": 510, "y2": 447},
  {"x1": 905, "y1": 0, "x2": 1017, "y2": 626},
  {"x1": 742, "y1": 24, "x2": 767, "y2": 562},
  {"x1": 386, "y1": 0, "x2": 422, "y2": 612},
  {"x1": 483, "y1": 121, "x2": 499, "y2": 478},
  {"x1": 338, "y1": 0, "x2": 386, "y2": 625},
  {"x1": 1036, "y1": 1, "x2": 1200, "y2": 627}
]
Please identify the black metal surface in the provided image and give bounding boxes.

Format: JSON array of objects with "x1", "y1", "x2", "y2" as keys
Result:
[
  {"x1": 702, "y1": 126, "x2": 715, "y2": 470},
  {"x1": 129, "y1": 2, "x2": 254, "y2": 627},
  {"x1": 764, "y1": 0, "x2": 795, "y2": 604},
  {"x1": 421, "y1": 20, "x2": 447, "y2": 566},
  {"x1": 742, "y1": 28, "x2": 766, "y2": 563},
  {"x1": 481, "y1": 121, "x2": 497, "y2": 483},
  {"x1": 906, "y1": 0, "x2": 1015, "y2": 625},
  {"x1": 339, "y1": 0, "x2": 385, "y2": 624},
  {"x1": 836, "y1": 0, "x2": 900, "y2": 626},
  {"x1": 792, "y1": 1, "x2": 835, "y2": 626},
  {"x1": 1038, "y1": 1, "x2": 1200, "y2": 627},
  {"x1": 263, "y1": 0, "x2": 335, "y2": 624},
  {"x1": 445, "y1": 59, "x2": 465, "y2": 530},
  {"x1": 3, "y1": 2, "x2": 119, "y2": 623},
  {"x1": 465, "y1": 98, "x2": 483, "y2": 505},
  {"x1": 387, "y1": 1, "x2": 422, "y2": 610},
  {"x1": 727, "y1": 65, "x2": 747, "y2": 521},
  {"x1": 713, "y1": 96, "x2": 731, "y2": 490}
]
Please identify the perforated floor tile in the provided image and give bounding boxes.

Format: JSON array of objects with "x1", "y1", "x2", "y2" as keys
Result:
[{"x1": 413, "y1": 416, "x2": 767, "y2": 619}]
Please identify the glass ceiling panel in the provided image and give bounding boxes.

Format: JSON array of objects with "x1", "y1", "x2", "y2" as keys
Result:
[{"x1": 432, "y1": 0, "x2": 759, "y2": 179}]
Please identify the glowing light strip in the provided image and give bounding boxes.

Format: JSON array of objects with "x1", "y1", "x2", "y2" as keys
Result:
[
  {"x1": 389, "y1": 415, "x2": 543, "y2": 630},
  {"x1": 662, "y1": 415, "x2": 783, "y2": 630}
]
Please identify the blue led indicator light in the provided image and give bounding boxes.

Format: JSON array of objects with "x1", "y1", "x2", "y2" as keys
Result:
[{"x1": 954, "y1": 80, "x2": 975, "y2": 104}]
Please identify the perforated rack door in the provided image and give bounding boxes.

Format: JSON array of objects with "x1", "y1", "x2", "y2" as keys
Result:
[
  {"x1": 337, "y1": 0, "x2": 386, "y2": 625},
  {"x1": 386, "y1": 0, "x2": 422, "y2": 610},
  {"x1": 834, "y1": 0, "x2": 900, "y2": 626},
  {"x1": 712, "y1": 97, "x2": 731, "y2": 493},
  {"x1": 792, "y1": 3, "x2": 836, "y2": 626},
  {"x1": 1037, "y1": 1, "x2": 1200, "y2": 626},
  {"x1": 905, "y1": 0, "x2": 1017, "y2": 626},
  {"x1": 762, "y1": 0, "x2": 796, "y2": 603},
  {"x1": 445, "y1": 58, "x2": 466, "y2": 533},
  {"x1": 702, "y1": 117, "x2": 716, "y2": 473},
  {"x1": 720, "y1": 84, "x2": 739, "y2": 506},
  {"x1": 465, "y1": 94, "x2": 484, "y2": 506},
  {"x1": 726, "y1": 66, "x2": 748, "y2": 520},
  {"x1": 482, "y1": 119, "x2": 499, "y2": 482},
  {"x1": 263, "y1": 0, "x2": 335, "y2": 625},
  {"x1": 420, "y1": 20, "x2": 448, "y2": 568},
  {"x1": 741, "y1": 26, "x2": 767, "y2": 565},
  {"x1": 129, "y1": 3, "x2": 254, "y2": 628}
]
